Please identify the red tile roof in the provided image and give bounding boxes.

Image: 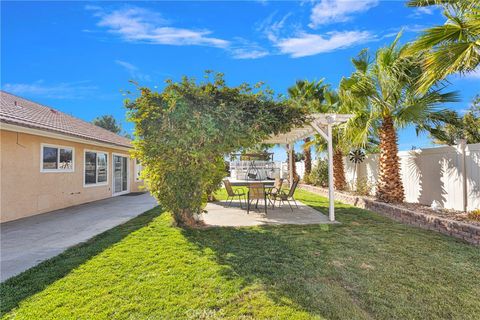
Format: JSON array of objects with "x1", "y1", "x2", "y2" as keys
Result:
[{"x1": 0, "y1": 91, "x2": 132, "y2": 148}]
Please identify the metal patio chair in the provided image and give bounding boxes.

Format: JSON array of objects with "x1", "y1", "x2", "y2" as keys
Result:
[
  {"x1": 266, "y1": 178, "x2": 283, "y2": 207},
  {"x1": 247, "y1": 183, "x2": 270, "y2": 214},
  {"x1": 223, "y1": 179, "x2": 246, "y2": 208},
  {"x1": 271, "y1": 178, "x2": 299, "y2": 211}
]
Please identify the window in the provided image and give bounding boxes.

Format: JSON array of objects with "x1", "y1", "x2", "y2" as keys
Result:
[
  {"x1": 84, "y1": 151, "x2": 108, "y2": 186},
  {"x1": 97, "y1": 153, "x2": 107, "y2": 183},
  {"x1": 41, "y1": 144, "x2": 74, "y2": 172}
]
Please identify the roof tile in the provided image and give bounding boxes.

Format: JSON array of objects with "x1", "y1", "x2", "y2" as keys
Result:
[{"x1": 0, "y1": 91, "x2": 131, "y2": 148}]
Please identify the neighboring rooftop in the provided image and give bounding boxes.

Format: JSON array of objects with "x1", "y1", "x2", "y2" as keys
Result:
[{"x1": 0, "y1": 91, "x2": 131, "y2": 148}]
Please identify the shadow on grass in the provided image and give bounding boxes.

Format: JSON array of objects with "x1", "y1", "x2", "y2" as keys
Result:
[
  {"x1": 182, "y1": 203, "x2": 372, "y2": 319},
  {"x1": 183, "y1": 193, "x2": 480, "y2": 319},
  {"x1": 0, "y1": 206, "x2": 163, "y2": 316}
]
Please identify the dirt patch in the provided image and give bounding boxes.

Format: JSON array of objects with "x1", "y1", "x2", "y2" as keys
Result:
[{"x1": 359, "y1": 263, "x2": 375, "y2": 270}]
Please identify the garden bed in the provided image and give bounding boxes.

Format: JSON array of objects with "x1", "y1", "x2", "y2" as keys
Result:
[
  {"x1": 396, "y1": 202, "x2": 480, "y2": 226},
  {"x1": 299, "y1": 184, "x2": 480, "y2": 245}
]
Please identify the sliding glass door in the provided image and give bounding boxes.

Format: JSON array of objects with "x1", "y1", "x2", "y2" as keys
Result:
[{"x1": 113, "y1": 155, "x2": 129, "y2": 195}]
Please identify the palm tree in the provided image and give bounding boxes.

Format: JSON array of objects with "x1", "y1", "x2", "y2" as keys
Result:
[
  {"x1": 420, "y1": 95, "x2": 480, "y2": 145},
  {"x1": 288, "y1": 80, "x2": 327, "y2": 179},
  {"x1": 341, "y1": 36, "x2": 459, "y2": 203},
  {"x1": 312, "y1": 88, "x2": 349, "y2": 190},
  {"x1": 406, "y1": 0, "x2": 480, "y2": 92}
]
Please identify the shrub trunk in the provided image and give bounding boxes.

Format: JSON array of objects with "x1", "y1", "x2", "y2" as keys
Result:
[{"x1": 174, "y1": 209, "x2": 200, "y2": 227}]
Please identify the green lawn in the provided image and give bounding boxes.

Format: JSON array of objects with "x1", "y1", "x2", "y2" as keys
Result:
[{"x1": 1, "y1": 189, "x2": 479, "y2": 319}]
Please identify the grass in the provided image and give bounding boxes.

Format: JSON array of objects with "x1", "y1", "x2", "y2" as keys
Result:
[{"x1": 1, "y1": 189, "x2": 479, "y2": 319}]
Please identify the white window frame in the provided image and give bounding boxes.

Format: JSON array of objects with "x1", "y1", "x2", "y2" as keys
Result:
[
  {"x1": 134, "y1": 159, "x2": 143, "y2": 182},
  {"x1": 83, "y1": 149, "x2": 109, "y2": 187},
  {"x1": 40, "y1": 143, "x2": 75, "y2": 173}
]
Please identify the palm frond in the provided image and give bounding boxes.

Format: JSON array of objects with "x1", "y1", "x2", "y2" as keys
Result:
[
  {"x1": 351, "y1": 49, "x2": 371, "y2": 74},
  {"x1": 407, "y1": 0, "x2": 477, "y2": 10},
  {"x1": 418, "y1": 42, "x2": 480, "y2": 92}
]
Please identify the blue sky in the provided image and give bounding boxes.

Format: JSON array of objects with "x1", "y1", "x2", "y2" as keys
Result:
[{"x1": 2, "y1": 1, "x2": 479, "y2": 160}]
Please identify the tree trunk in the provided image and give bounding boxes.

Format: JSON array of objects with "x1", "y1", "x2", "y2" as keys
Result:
[
  {"x1": 303, "y1": 137, "x2": 312, "y2": 176},
  {"x1": 174, "y1": 209, "x2": 201, "y2": 227},
  {"x1": 333, "y1": 148, "x2": 346, "y2": 191},
  {"x1": 376, "y1": 115, "x2": 404, "y2": 203},
  {"x1": 287, "y1": 150, "x2": 298, "y2": 181}
]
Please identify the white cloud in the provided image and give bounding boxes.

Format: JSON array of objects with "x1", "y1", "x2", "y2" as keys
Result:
[
  {"x1": 257, "y1": 12, "x2": 294, "y2": 42},
  {"x1": 115, "y1": 60, "x2": 151, "y2": 82},
  {"x1": 255, "y1": 0, "x2": 269, "y2": 6},
  {"x1": 88, "y1": 6, "x2": 229, "y2": 48},
  {"x1": 417, "y1": 7, "x2": 434, "y2": 15},
  {"x1": 2, "y1": 80, "x2": 97, "y2": 99},
  {"x1": 228, "y1": 38, "x2": 269, "y2": 59},
  {"x1": 409, "y1": 6, "x2": 436, "y2": 18},
  {"x1": 230, "y1": 47, "x2": 269, "y2": 59},
  {"x1": 309, "y1": 0, "x2": 379, "y2": 27},
  {"x1": 274, "y1": 30, "x2": 373, "y2": 58}
]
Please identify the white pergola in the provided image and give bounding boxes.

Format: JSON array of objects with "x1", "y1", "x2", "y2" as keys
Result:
[{"x1": 263, "y1": 113, "x2": 353, "y2": 222}]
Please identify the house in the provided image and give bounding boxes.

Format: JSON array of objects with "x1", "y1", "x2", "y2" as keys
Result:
[{"x1": 0, "y1": 91, "x2": 144, "y2": 223}]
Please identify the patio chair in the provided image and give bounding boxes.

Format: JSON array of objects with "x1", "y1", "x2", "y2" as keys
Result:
[
  {"x1": 266, "y1": 178, "x2": 283, "y2": 207},
  {"x1": 247, "y1": 183, "x2": 269, "y2": 214},
  {"x1": 271, "y1": 179, "x2": 299, "y2": 212},
  {"x1": 223, "y1": 180, "x2": 246, "y2": 208}
]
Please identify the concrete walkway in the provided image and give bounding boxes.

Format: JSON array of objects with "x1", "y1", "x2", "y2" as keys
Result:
[
  {"x1": 1, "y1": 193, "x2": 157, "y2": 282},
  {"x1": 202, "y1": 200, "x2": 337, "y2": 227}
]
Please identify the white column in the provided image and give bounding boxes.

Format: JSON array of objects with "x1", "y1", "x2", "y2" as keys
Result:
[
  {"x1": 458, "y1": 139, "x2": 468, "y2": 212},
  {"x1": 327, "y1": 124, "x2": 335, "y2": 221},
  {"x1": 310, "y1": 122, "x2": 335, "y2": 221},
  {"x1": 288, "y1": 143, "x2": 294, "y2": 187}
]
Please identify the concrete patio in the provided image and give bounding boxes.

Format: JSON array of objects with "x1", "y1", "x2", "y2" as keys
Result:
[
  {"x1": 202, "y1": 200, "x2": 336, "y2": 227},
  {"x1": 1, "y1": 193, "x2": 157, "y2": 282}
]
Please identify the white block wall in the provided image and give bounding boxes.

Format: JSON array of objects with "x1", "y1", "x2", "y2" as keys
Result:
[{"x1": 344, "y1": 143, "x2": 480, "y2": 211}]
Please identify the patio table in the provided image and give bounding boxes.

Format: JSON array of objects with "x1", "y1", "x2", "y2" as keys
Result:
[
  {"x1": 227, "y1": 179, "x2": 275, "y2": 187},
  {"x1": 227, "y1": 180, "x2": 277, "y2": 212}
]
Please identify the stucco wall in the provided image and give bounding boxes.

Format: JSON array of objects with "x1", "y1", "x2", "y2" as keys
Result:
[{"x1": 0, "y1": 129, "x2": 144, "y2": 222}]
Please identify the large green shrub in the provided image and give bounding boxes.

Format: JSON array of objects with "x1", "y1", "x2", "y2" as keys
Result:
[
  {"x1": 308, "y1": 159, "x2": 329, "y2": 187},
  {"x1": 126, "y1": 72, "x2": 307, "y2": 226}
]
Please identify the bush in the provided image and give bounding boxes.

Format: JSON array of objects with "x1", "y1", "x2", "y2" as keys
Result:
[
  {"x1": 468, "y1": 209, "x2": 480, "y2": 221},
  {"x1": 355, "y1": 177, "x2": 374, "y2": 196},
  {"x1": 303, "y1": 173, "x2": 312, "y2": 185},
  {"x1": 309, "y1": 160, "x2": 329, "y2": 187},
  {"x1": 127, "y1": 72, "x2": 307, "y2": 226}
]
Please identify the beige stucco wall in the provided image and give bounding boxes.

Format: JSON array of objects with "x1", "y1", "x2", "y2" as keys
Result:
[{"x1": 0, "y1": 129, "x2": 145, "y2": 223}]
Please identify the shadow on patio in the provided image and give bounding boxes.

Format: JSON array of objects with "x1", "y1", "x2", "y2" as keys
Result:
[{"x1": 202, "y1": 200, "x2": 337, "y2": 227}]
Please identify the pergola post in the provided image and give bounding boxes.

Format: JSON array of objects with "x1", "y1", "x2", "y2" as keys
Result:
[
  {"x1": 327, "y1": 124, "x2": 335, "y2": 222},
  {"x1": 287, "y1": 144, "x2": 294, "y2": 187},
  {"x1": 310, "y1": 122, "x2": 335, "y2": 222}
]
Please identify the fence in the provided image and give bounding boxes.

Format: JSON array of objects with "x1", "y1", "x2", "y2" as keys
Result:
[
  {"x1": 344, "y1": 143, "x2": 480, "y2": 211},
  {"x1": 229, "y1": 161, "x2": 290, "y2": 180}
]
